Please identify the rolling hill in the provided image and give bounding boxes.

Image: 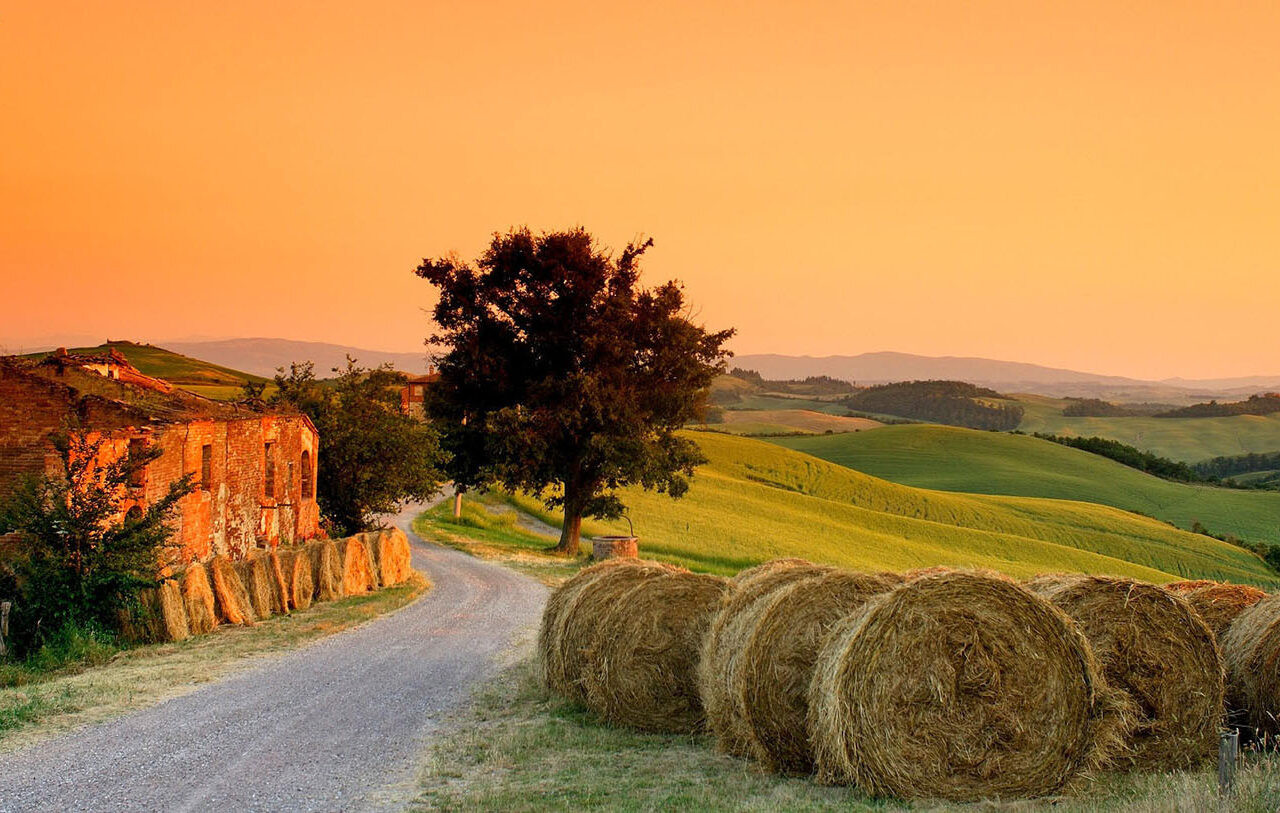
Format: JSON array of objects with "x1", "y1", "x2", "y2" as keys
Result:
[
  {"x1": 163, "y1": 338, "x2": 432, "y2": 378},
  {"x1": 500, "y1": 432, "x2": 1278, "y2": 586},
  {"x1": 699, "y1": 409, "x2": 881, "y2": 436},
  {"x1": 23, "y1": 341, "x2": 265, "y2": 399},
  {"x1": 772, "y1": 424, "x2": 1280, "y2": 548},
  {"x1": 1014, "y1": 394, "x2": 1280, "y2": 462}
]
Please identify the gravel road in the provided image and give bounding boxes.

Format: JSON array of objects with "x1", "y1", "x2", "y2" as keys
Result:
[{"x1": 0, "y1": 503, "x2": 547, "y2": 812}]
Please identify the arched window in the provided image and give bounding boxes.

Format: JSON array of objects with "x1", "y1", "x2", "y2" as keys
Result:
[
  {"x1": 125, "y1": 505, "x2": 143, "y2": 523},
  {"x1": 301, "y1": 450, "x2": 313, "y2": 499}
]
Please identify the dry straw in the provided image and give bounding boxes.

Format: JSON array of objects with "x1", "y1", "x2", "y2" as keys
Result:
[
  {"x1": 209, "y1": 555, "x2": 254, "y2": 625},
  {"x1": 307, "y1": 540, "x2": 343, "y2": 602},
  {"x1": 267, "y1": 550, "x2": 291, "y2": 615},
  {"x1": 1221, "y1": 592, "x2": 1280, "y2": 739},
  {"x1": 278, "y1": 548, "x2": 313, "y2": 610},
  {"x1": 235, "y1": 555, "x2": 275, "y2": 620},
  {"x1": 360, "y1": 532, "x2": 382, "y2": 589},
  {"x1": 699, "y1": 559, "x2": 831, "y2": 756},
  {"x1": 154, "y1": 578, "x2": 190, "y2": 642},
  {"x1": 809, "y1": 570, "x2": 1127, "y2": 801},
  {"x1": 1186, "y1": 583, "x2": 1267, "y2": 642},
  {"x1": 543, "y1": 559, "x2": 678, "y2": 704},
  {"x1": 1164, "y1": 579, "x2": 1218, "y2": 594},
  {"x1": 385, "y1": 529, "x2": 413, "y2": 585},
  {"x1": 181, "y1": 563, "x2": 218, "y2": 635},
  {"x1": 1026, "y1": 574, "x2": 1222, "y2": 771},
  {"x1": 537, "y1": 558, "x2": 644, "y2": 687},
  {"x1": 338, "y1": 536, "x2": 374, "y2": 595},
  {"x1": 730, "y1": 558, "x2": 814, "y2": 584},
  {"x1": 583, "y1": 571, "x2": 731, "y2": 733},
  {"x1": 738, "y1": 570, "x2": 895, "y2": 773}
]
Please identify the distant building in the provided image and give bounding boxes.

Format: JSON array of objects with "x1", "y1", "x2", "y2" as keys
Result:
[
  {"x1": 0, "y1": 349, "x2": 320, "y2": 566},
  {"x1": 400, "y1": 368, "x2": 439, "y2": 420}
]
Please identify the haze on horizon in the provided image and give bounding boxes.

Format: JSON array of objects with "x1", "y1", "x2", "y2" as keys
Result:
[{"x1": 2, "y1": 2, "x2": 1278, "y2": 381}]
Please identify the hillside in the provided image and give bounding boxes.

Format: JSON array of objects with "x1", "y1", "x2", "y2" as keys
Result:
[
  {"x1": 700, "y1": 409, "x2": 881, "y2": 436},
  {"x1": 772, "y1": 424, "x2": 1280, "y2": 548},
  {"x1": 23, "y1": 341, "x2": 265, "y2": 399},
  {"x1": 1015, "y1": 394, "x2": 1280, "y2": 462},
  {"x1": 502, "y1": 432, "x2": 1277, "y2": 586},
  {"x1": 164, "y1": 338, "x2": 432, "y2": 378}
]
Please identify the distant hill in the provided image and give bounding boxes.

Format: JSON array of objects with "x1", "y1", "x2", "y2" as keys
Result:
[
  {"x1": 163, "y1": 338, "x2": 433, "y2": 378},
  {"x1": 22, "y1": 341, "x2": 265, "y2": 392},
  {"x1": 732, "y1": 352, "x2": 1280, "y2": 402}
]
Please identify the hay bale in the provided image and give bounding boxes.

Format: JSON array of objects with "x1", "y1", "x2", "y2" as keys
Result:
[
  {"x1": 121, "y1": 588, "x2": 162, "y2": 643},
  {"x1": 279, "y1": 548, "x2": 314, "y2": 610},
  {"x1": 1221, "y1": 592, "x2": 1280, "y2": 739},
  {"x1": 234, "y1": 555, "x2": 274, "y2": 620},
  {"x1": 1187, "y1": 583, "x2": 1267, "y2": 641},
  {"x1": 544, "y1": 559, "x2": 679, "y2": 703},
  {"x1": 1165, "y1": 579, "x2": 1218, "y2": 594},
  {"x1": 902, "y1": 565, "x2": 957, "y2": 580},
  {"x1": 1027, "y1": 574, "x2": 1222, "y2": 771},
  {"x1": 738, "y1": 570, "x2": 895, "y2": 773},
  {"x1": 307, "y1": 540, "x2": 343, "y2": 602},
  {"x1": 154, "y1": 578, "x2": 190, "y2": 642},
  {"x1": 699, "y1": 561, "x2": 832, "y2": 757},
  {"x1": 810, "y1": 571, "x2": 1127, "y2": 801},
  {"x1": 583, "y1": 571, "x2": 731, "y2": 733},
  {"x1": 537, "y1": 558, "x2": 647, "y2": 687},
  {"x1": 337, "y1": 536, "x2": 374, "y2": 595},
  {"x1": 181, "y1": 563, "x2": 218, "y2": 635},
  {"x1": 267, "y1": 550, "x2": 291, "y2": 615},
  {"x1": 385, "y1": 528, "x2": 413, "y2": 585},
  {"x1": 730, "y1": 558, "x2": 814, "y2": 584},
  {"x1": 208, "y1": 555, "x2": 254, "y2": 626},
  {"x1": 362, "y1": 532, "x2": 386, "y2": 589}
]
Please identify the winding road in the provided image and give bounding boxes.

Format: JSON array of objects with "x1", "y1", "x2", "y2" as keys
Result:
[{"x1": 0, "y1": 504, "x2": 547, "y2": 812}]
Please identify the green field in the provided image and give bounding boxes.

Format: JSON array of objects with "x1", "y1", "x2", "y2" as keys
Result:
[
  {"x1": 452, "y1": 431, "x2": 1276, "y2": 586},
  {"x1": 1014, "y1": 394, "x2": 1280, "y2": 462},
  {"x1": 25, "y1": 341, "x2": 266, "y2": 399},
  {"x1": 696, "y1": 409, "x2": 881, "y2": 436},
  {"x1": 773, "y1": 425, "x2": 1280, "y2": 550}
]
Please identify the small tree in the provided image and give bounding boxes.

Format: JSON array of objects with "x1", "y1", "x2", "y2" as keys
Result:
[
  {"x1": 416, "y1": 227, "x2": 733, "y2": 556},
  {"x1": 0, "y1": 431, "x2": 192, "y2": 654},
  {"x1": 273, "y1": 359, "x2": 444, "y2": 535}
]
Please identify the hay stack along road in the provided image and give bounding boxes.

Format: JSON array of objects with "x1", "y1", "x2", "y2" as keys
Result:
[{"x1": 0, "y1": 503, "x2": 547, "y2": 812}]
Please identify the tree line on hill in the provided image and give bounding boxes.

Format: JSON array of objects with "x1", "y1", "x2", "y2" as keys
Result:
[
  {"x1": 1033, "y1": 432, "x2": 1280, "y2": 492},
  {"x1": 727, "y1": 368, "x2": 855, "y2": 396},
  {"x1": 1060, "y1": 398, "x2": 1165, "y2": 418},
  {"x1": 841, "y1": 381, "x2": 1024, "y2": 431},
  {"x1": 1154, "y1": 393, "x2": 1280, "y2": 418},
  {"x1": 1193, "y1": 451, "x2": 1280, "y2": 487}
]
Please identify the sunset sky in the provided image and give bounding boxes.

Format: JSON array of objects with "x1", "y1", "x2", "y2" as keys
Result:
[{"x1": 2, "y1": 2, "x2": 1278, "y2": 379}]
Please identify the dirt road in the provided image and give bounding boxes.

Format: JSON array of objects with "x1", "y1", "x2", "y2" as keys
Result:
[{"x1": 0, "y1": 504, "x2": 547, "y2": 812}]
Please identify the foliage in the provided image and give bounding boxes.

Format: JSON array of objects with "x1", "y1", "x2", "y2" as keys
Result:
[
  {"x1": 416, "y1": 227, "x2": 733, "y2": 555},
  {"x1": 0, "y1": 432, "x2": 192, "y2": 656},
  {"x1": 272, "y1": 359, "x2": 444, "y2": 535},
  {"x1": 1195, "y1": 450, "x2": 1280, "y2": 480},
  {"x1": 1156, "y1": 393, "x2": 1280, "y2": 418},
  {"x1": 1033, "y1": 433, "x2": 1202, "y2": 482},
  {"x1": 841, "y1": 380, "x2": 1024, "y2": 430},
  {"x1": 1061, "y1": 398, "x2": 1156, "y2": 417},
  {"x1": 724, "y1": 369, "x2": 854, "y2": 396}
]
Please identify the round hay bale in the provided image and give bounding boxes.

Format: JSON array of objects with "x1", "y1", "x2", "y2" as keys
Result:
[
  {"x1": 537, "y1": 558, "x2": 647, "y2": 686},
  {"x1": 1221, "y1": 592, "x2": 1280, "y2": 739},
  {"x1": 234, "y1": 555, "x2": 274, "y2": 620},
  {"x1": 874, "y1": 571, "x2": 909, "y2": 586},
  {"x1": 155, "y1": 578, "x2": 190, "y2": 642},
  {"x1": 583, "y1": 571, "x2": 731, "y2": 733},
  {"x1": 359, "y1": 532, "x2": 383, "y2": 589},
  {"x1": 699, "y1": 562, "x2": 832, "y2": 757},
  {"x1": 386, "y1": 528, "x2": 413, "y2": 584},
  {"x1": 738, "y1": 570, "x2": 895, "y2": 773},
  {"x1": 337, "y1": 536, "x2": 374, "y2": 595},
  {"x1": 1187, "y1": 583, "x2": 1267, "y2": 642},
  {"x1": 181, "y1": 563, "x2": 218, "y2": 635},
  {"x1": 307, "y1": 540, "x2": 342, "y2": 602},
  {"x1": 208, "y1": 555, "x2": 255, "y2": 626},
  {"x1": 810, "y1": 571, "x2": 1126, "y2": 801},
  {"x1": 730, "y1": 558, "x2": 814, "y2": 585},
  {"x1": 283, "y1": 548, "x2": 314, "y2": 610},
  {"x1": 266, "y1": 550, "x2": 291, "y2": 615},
  {"x1": 545, "y1": 559, "x2": 679, "y2": 703},
  {"x1": 1026, "y1": 574, "x2": 1222, "y2": 771},
  {"x1": 1164, "y1": 579, "x2": 1218, "y2": 594},
  {"x1": 902, "y1": 565, "x2": 957, "y2": 580}
]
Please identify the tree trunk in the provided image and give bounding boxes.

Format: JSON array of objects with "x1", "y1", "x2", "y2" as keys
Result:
[
  {"x1": 555, "y1": 511, "x2": 582, "y2": 557},
  {"x1": 452, "y1": 487, "x2": 463, "y2": 519}
]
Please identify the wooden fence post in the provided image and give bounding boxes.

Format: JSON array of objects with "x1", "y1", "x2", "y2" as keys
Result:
[
  {"x1": 0, "y1": 601, "x2": 11, "y2": 658},
  {"x1": 1218, "y1": 729, "x2": 1239, "y2": 797}
]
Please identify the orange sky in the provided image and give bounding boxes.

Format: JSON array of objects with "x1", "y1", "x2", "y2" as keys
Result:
[{"x1": 2, "y1": 1, "x2": 1278, "y2": 380}]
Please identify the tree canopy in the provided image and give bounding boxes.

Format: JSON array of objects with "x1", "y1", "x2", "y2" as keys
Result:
[{"x1": 416, "y1": 227, "x2": 733, "y2": 555}]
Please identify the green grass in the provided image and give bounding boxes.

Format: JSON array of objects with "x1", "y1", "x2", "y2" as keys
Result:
[
  {"x1": 25, "y1": 340, "x2": 266, "y2": 397},
  {"x1": 694, "y1": 409, "x2": 882, "y2": 437},
  {"x1": 414, "y1": 496, "x2": 582, "y2": 585},
  {"x1": 416, "y1": 658, "x2": 1280, "y2": 812},
  {"x1": 729, "y1": 395, "x2": 851, "y2": 414},
  {"x1": 433, "y1": 432, "x2": 1278, "y2": 586},
  {"x1": 1014, "y1": 394, "x2": 1280, "y2": 462},
  {"x1": 772, "y1": 424, "x2": 1280, "y2": 550}
]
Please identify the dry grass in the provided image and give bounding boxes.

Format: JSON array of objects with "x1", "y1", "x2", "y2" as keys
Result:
[
  {"x1": 414, "y1": 657, "x2": 1280, "y2": 812},
  {"x1": 181, "y1": 564, "x2": 218, "y2": 635},
  {"x1": 0, "y1": 572, "x2": 428, "y2": 752},
  {"x1": 208, "y1": 556, "x2": 254, "y2": 626},
  {"x1": 1186, "y1": 583, "x2": 1267, "y2": 642},
  {"x1": 1222, "y1": 592, "x2": 1280, "y2": 739}
]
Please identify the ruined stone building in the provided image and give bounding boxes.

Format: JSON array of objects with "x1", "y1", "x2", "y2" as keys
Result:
[
  {"x1": 0, "y1": 349, "x2": 320, "y2": 565},
  {"x1": 399, "y1": 369, "x2": 439, "y2": 420}
]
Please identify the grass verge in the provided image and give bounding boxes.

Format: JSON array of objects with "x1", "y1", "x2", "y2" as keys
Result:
[
  {"x1": 416, "y1": 658, "x2": 1280, "y2": 812},
  {"x1": 0, "y1": 572, "x2": 428, "y2": 751}
]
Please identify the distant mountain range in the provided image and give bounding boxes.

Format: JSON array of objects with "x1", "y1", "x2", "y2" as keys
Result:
[
  {"x1": 732, "y1": 352, "x2": 1280, "y2": 403},
  {"x1": 163, "y1": 338, "x2": 433, "y2": 378}
]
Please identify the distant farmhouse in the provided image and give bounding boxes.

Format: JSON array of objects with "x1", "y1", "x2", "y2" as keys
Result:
[
  {"x1": 399, "y1": 368, "x2": 439, "y2": 420},
  {"x1": 0, "y1": 348, "x2": 320, "y2": 565}
]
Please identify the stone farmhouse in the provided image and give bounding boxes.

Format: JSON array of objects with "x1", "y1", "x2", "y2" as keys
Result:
[
  {"x1": 0, "y1": 349, "x2": 320, "y2": 565},
  {"x1": 399, "y1": 369, "x2": 439, "y2": 420}
]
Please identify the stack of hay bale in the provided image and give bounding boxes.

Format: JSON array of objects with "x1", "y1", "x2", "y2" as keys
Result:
[
  {"x1": 540, "y1": 558, "x2": 1274, "y2": 802},
  {"x1": 123, "y1": 528, "x2": 417, "y2": 645}
]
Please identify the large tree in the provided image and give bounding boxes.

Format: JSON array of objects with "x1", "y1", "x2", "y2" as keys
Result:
[
  {"x1": 416, "y1": 227, "x2": 733, "y2": 556},
  {"x1": 272, "y1": 359, "x2": 444, "y2": 535}
]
